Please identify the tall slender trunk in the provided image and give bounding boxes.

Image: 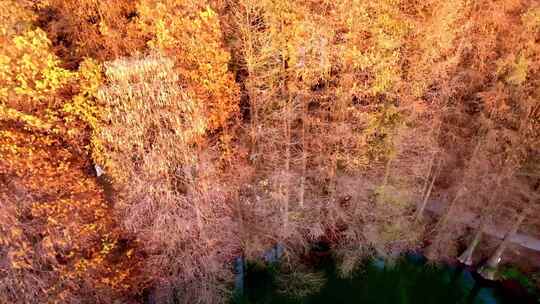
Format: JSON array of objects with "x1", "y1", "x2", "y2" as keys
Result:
[
  {"x1": 479, "y1": 212, "x2": 526, "y2": 280},
  {"x1": 382, "y1": 157, "x2": 393, "y2": 188},
  {"x1": 330, "y1": 149, "x2": 338, "y2": 204},
  {"x1": 187, "y1": 161, "x2": 206, "y2": 241},
  {"x1": 250, "y1": 86, "x2": 259, "y2": 162},
  {"x1": 419, "y1": 151, "x2": 436, "y2": 202},
  {"x1": 280, "y1": 19, "x2": 291, "y2": 237},
  {"x1": 436, "y1": 188, "x2": 463, "y2": 229},
  {"x1": 436, "y1": 137, "x2": 483, "y2": 228},
  {"x1": 457, "y1": 173, "x2": 503, "y2": 265},
  {"x1": 416, "y1": 158, "x2": 440, "y2": 220},
  {"x1": 457, "y1": 221, "x2": 486, "y2": 265},
  {"x1": 476, "y1": 92, "x2": 535, "y2": 278},
  {"x1": 241, "y1": 7, "x2": 258, "y2": 164},
  {"x1": 330, "y1": 93, "x2": 345, "y2": 204},
  {"x1": 297, "y1": 47, "x2": 307, "y2": 210},
  {"x1": 299, "y1": 92, "x2": 307, "y2": 209},
  {"x1": 416, "y1": 119, "x2": 442, "y2": 219},
  {"x1": 282, "y1": 93, "x2": 291, "y2": 236}
]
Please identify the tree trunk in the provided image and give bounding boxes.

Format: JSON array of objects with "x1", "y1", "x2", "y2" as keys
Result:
[
  {"x1": 282, "y1": 94, "x2": 291, "y2": 237},
  {"x1": 420, "y1": 151, "x2": 436, "y2": 201},
  {"x1": 299, "y1": 92, "x2": 307, "y2": 209},
  {"x1": 297, "y1": 46, "x2": 307, "y2": 209},
  {"x1": 416, "y1": 158, "x2": 440, "y2": 220},
  {"x1": 242, "y1": 10, "x2": 259, "y2": 164},
  {"x1": 457, "y1": 172, "x2": 504, "y2": 265},
  {"x1": 382, "y1": 156, "x2": 393, "y2": 188},
  {"x1": 436, "y1": 137, "x2": 482, "y2": 228},
  {"x1": 478, "y1": 213, "x2": 526, "y2": 280},
  {"x1": 457, "y1": 222, "x2": 485, "y2": 265},
  {"x1": 330, "y1": 91, "x2": 346, "y2": 204},
  {"x1": 281, "y1": 31, "x2": 291, "y2": 236},
  {"x1": 250, "y1": 87, "x2": 259, "y2": 163}
]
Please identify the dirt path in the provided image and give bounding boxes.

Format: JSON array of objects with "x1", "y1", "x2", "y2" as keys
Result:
[{"x1": 424, "y1": 200, "x2": 540, "y2": 252}]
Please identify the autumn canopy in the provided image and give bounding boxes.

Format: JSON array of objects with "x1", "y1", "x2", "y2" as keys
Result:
[{"x1": 1, "y1": 0, "x2": 539, "y2": 303}]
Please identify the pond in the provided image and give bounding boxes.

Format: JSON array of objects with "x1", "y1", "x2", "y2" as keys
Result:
[{"x1": 232, "y1": 254, "x2": 538, "y2": 304}]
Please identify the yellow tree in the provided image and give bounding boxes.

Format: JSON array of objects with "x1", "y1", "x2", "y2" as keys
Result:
[
  {"x1": 0, "y1": 2, "x2": 140, "y2": 302},
  {"x1": 137, "y1": 0, "x2": 239, "y2": 133},
  {"x1": 35, "y1": 0, "x2": 144, "y2": 66}
]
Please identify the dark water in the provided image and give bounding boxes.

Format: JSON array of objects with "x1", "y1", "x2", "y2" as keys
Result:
[{"x1": 233, "y1": 254, "x2": 538, "y2": 304}]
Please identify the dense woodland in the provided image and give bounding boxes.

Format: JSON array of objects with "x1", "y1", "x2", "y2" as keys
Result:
[{"x1": 1, "y1": 0, "x2": 539, "y2": 303}]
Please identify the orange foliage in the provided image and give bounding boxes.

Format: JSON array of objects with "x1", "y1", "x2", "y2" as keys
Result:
[
  {"x1": 137, "y1": 1, "x2": 239, "y2": 131},
  {"x1": 36, "y1": 0, "x2": 239, "y2": 133},
  {"x1": 1, "y1": 0, "x2": 539, "y2": 302},
  {"x1": 35, "y1": 0, "x2": 144, "y2": 65},
  {"x1": 0, "y1": 130, "x2": 141, "y2": 303},
  {"x1": 0, "y1": 2, "x2": 141, "y2": 302}
]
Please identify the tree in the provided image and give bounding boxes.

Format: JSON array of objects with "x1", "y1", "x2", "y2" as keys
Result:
[
  {"x1": 35, "y1": 0, "x2": 144, "y2": 66},
  {"x1": 137, "y1": 0, "x2": 239, "y2": 133},
  {"x1": 0, "y1": 4, "x2": 139, "y2": 302},
  {"x1": 95, "y1": 55, "x2": 238, "y2": 304}
]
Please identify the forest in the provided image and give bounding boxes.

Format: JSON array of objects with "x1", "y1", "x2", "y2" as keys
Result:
[{"x1": 0, "y1": 0, "x2": 539, "y2": 303}]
